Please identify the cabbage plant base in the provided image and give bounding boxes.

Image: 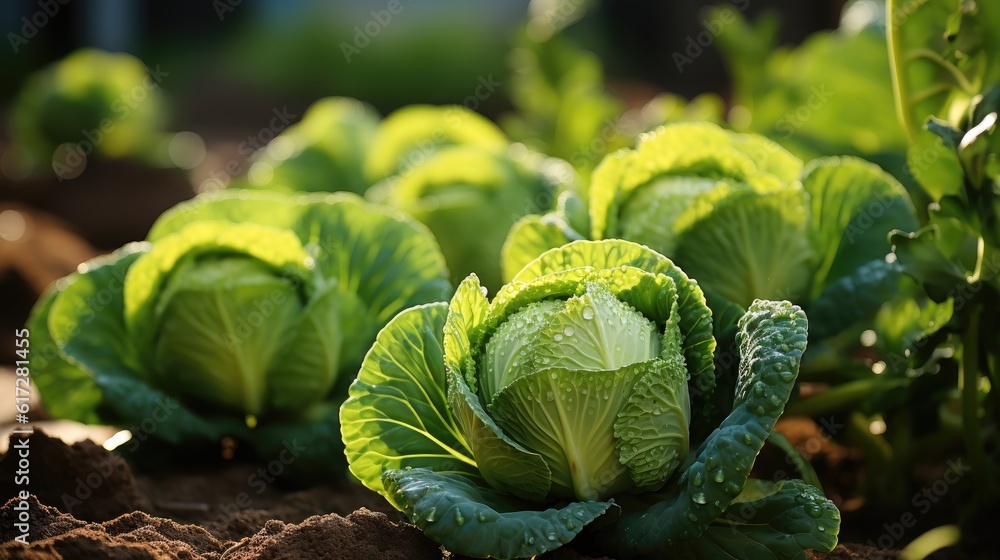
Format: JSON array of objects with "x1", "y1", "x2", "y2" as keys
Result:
[{"x1": 341, "y1": 240, "x2": 840, "y2": 559}]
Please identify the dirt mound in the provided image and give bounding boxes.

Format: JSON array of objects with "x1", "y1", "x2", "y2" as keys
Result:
[
  {"x1": 0, "y1": 430, "x2": 150, "y2": 522},
  {"x1": 0, "y1": 495, "x2": 222, "y2": 559},
  {"x1": 0, "y1": 431, "x2": 897, "y2": 559},
  {"x1": 221, "y1": 508, "x2": 442, "y2": 560}
]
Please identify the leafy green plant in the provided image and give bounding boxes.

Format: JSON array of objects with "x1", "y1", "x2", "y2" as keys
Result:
[
  {"x1": 29, "y1": 190, "x2": 450, "y2": 473},
  {"x1": 504, "y1": 122, "x2": 918, "y2": 343},
  {"x1": 858, "y1": 0, "x2": 1000, "y2": 554},
  {"x1": 238, "y1": 96, "x2": 381, "y2": 195},
  {"x1": 368, "y1": 144, "x2": 572, "y2": 293},
  {"x1": 363, "y1": 104, "x2": 509, "y2": 184},
  {"x1": 7, "y1": 49, "x2": 178, "y2": 178},
  {"x1": 340, "y1": 239, "x2": 839, "y2": 559},
  {"x1": 500, "y1": 29, "x2": 629, "y2": 183},
  {"x1": 714, "y1": 2, "x2": 911, "y2": 182}
]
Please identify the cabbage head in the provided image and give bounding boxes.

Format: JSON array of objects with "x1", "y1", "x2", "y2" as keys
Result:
[
  {"x1": 341, "y1": 239, "x2": 839, "y2": 559},
  {"x1": 29, "y1": 190, "x2": 450, "y2": 473}
]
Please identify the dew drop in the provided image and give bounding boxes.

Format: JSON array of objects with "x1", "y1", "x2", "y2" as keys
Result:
[
  {"x1": 582, "y1": 307, "x2": 595, "y2": 320},
  {"x1": 546, "y1": 391, "x2": 555, "y2": 401},
  {"x1": 554, "y1": 333, "x2": 564, "y2": 342},
  {"x1": 425, "y1": 508, "x2": 437, "y2": 522},
  {"x1": 692, "y1": 492, "x2": 708, "y2": 505},
  {"x1": 752, "y1": 383, "x2": 767, "y2": 398},
  {"x1": 477, "y1": 512, "x2": 487, "y2": 522},
  {"x1": 455, "y1": 510, "x2": 465, "y2": 525},
  {"x1": 692, "y1": 470, "x2": 705, "y2": 487},
  {"x1": 547, "y1": 533, "x2": 557, "y2": 541},
  {"x1": 551, "y1": 372, "x2": 559, "y2": 379},
  {"x1": 564, "y1": 326, "x2": 575, "y2": 336},
  {"x1": 712, "y1": 469, "x2": 725, "y2": 483},
  {"x1": 818, "y1": 526, "x2": 825, "y2": 532}
]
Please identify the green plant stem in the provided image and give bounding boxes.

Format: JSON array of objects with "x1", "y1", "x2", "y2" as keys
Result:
[
  {"x1": 785, "y1": 377, "x2": 908, "y2": 417},
  {"x1": 970, "y1": 236, "x2": 986, "y2": 284},
  {"x1": 960, "y1": 304, "x2": 990, "y2": 493}
]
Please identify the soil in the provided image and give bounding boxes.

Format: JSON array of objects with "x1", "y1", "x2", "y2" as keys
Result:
[{"x1": 0, "y1": 430, "x2": 899, "y2": 559}]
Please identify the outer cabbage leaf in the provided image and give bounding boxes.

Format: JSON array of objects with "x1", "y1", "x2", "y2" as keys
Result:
[
  {"x1": 802, "y1": 157, "x2": 918, "y2": 296},
  {"x1": 364, "y1": 104, "x2": 508, "y2": 182},
  {"x1": 384, "y1": 467, "x2": 613, "y2": 560},
  {"x1": 27, "y1": 286, "x2": 103, "y2": 424},
  {"x1": 375, "y1": 146, "x2": 558, "y2": 291},
  {"x1": 611, "y1": 300, "x2": 813, "y2": 555},
  {"x1": 340, "y1": 303, "x2": 478, "y2": 507},
  {"x1": 448, "y1": 368, "x2": 553, "y2": 502},
  {"x1": 147, "y1": 190, "x2": 302, "y2": 241},
  {"x1": 671, "y1": 181, "x2": 812, "y2": 309},
  {"x1": 295, "y1": 194, "x2": 452, "y2": 330},
  {"x1": 149, "y1": 190, "x2": 452, "y2": 346},
  {"x1": 662, "y1": 479, "x2": 839, "y2": 559},
  {"x1": 589, "y1": 122, "x2": 799, "y2": 240},
  {"x1": 501, "y1": 213, "x2": 581, "y2": 284},
  {"x1": 44, "y1": 245, "x2": 243, "y2": 443},
  {"x1": 807, "y1": 259, "x2": 903, "y2": 341},
  {"x1": 241, "y1": 96, "x2": 379, "y2": 195}
]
